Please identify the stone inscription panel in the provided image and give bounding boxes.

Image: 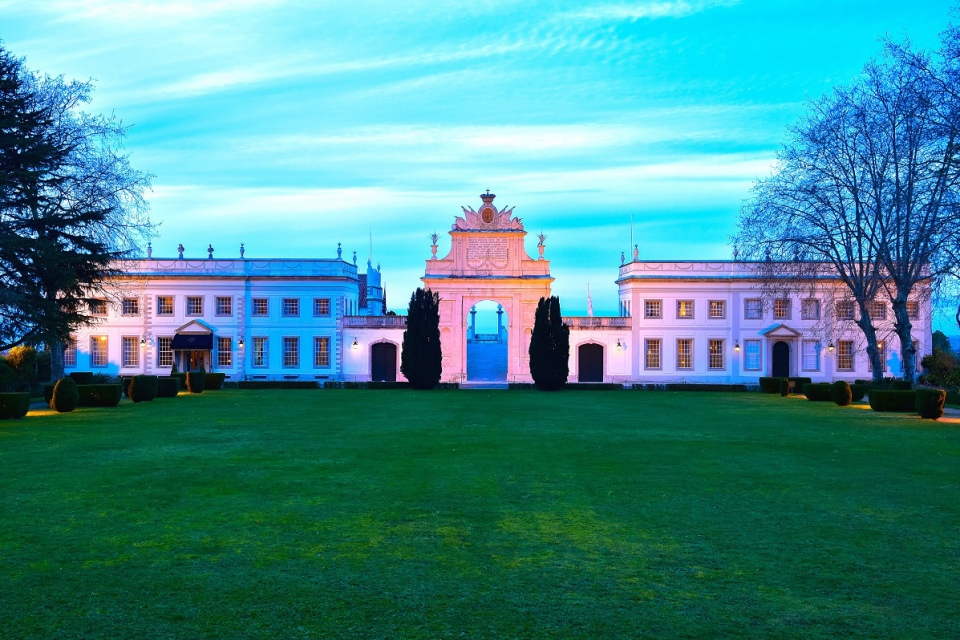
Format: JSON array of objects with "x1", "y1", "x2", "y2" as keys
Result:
[{"x1": 467, "y1": 237, "x2": 509, "y2": 269}]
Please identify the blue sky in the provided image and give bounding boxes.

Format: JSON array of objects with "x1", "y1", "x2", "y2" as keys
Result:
[{"x1": 3, "y1": 0, "x2": 957, "y2": 322}]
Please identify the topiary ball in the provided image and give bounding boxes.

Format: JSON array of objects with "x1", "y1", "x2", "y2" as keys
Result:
[
  {"x1": 50, "y1": 377, "x2": 80, "y2": 413},
  {"x1": 831, "y1": 380, "x2": 852, "y2": 406},
  {"x1": 915, "y1": 388, "x2": 946, "y2": 420},
  {"x1": 187, "y1": 371, "x2": 205, "y2": 393}
]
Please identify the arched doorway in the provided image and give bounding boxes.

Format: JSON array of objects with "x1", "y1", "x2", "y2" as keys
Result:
[
  {"x1": 578, "y1": 343, "x2": 604, "y2": 383},
  {"x1": 371, "y1": 342, "x2": 397, "y2": 382},
  {"x1": 467, "y1": 300, "x2": 508, "y2": 381},
  {"x1": 772, "y1": 341, "x2": 790, "y2": 378}
]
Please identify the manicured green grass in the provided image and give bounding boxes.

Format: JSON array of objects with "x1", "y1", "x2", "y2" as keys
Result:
[{"x1": 1, "y1": 390, "x2": 958, "y2": 638}]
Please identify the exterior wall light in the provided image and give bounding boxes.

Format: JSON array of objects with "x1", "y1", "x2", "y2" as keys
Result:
[
  {"x1": 238, "y1": 338, "x2": 244, "y2": 349},
  {"x1": 352, "y1": 337, "x2": 359, "y2": 350},
  {"x1": 140, "y1": 337, "x2": 146, "y2": 347},
  {"x1": 734, "y1": 340, "x2": 740, "y2": 352},
  {"x1": 616, "y1": 339, "x2": 623, "y2": 351},
  {"x1": 828, "y1": 343, "x2": 835, "y2": 352}
]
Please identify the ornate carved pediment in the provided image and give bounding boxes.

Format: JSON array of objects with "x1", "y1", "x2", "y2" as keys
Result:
[{"x1": 452, "y1": 192, "x2": 523, "y2": 231}]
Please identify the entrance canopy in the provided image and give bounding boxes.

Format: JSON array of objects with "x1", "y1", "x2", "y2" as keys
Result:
[{"x1": 171, "y1": 334, "x2": 213, "y2": 350}]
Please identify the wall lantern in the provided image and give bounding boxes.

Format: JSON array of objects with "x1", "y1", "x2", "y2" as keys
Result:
[
  {"x1": 352, "y1": 337, "x2": 359, "y2": 350},
  {"x1": 140, "y1": 337, "x2": 146, "y2": 348},
  {"x1": 238, "y1": 338, "x2": 244, "y2": 349},
  {"x1": 828, "y1": 343, "x2": 835, "y2": 352},
  {"x1": 615, "y1": 339, "x2": 623, "y2": 352},
  {"x1": 734, "y1": 340, "x2": 741, "y2": 352}
]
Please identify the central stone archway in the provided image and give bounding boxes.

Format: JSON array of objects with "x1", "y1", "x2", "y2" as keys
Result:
[{"x1": 422, "y1": 193, "x2": 553, "y2": 383}]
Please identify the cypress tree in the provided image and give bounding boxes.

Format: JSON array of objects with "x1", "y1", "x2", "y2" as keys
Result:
[
  {"x1": 529, "y1": 296, "x2": 569, "y2": 391},
  {"x1": 400, "y1": 288, "x2": 442, "y2": 389}
]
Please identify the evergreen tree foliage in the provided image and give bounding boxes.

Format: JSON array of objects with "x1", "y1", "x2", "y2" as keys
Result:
[
  {"x1": 400, "y1": 288, "x2": 442, "y2": 389},
  {"x1": 529, "y1": 296, "x2": 569, "y2": 391}
]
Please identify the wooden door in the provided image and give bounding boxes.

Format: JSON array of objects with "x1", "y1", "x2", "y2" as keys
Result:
[
  {"x1": 578, "y1": 343, "x2": 604, "y2": 383},
  {"x1": 371, "y1": 343, "x2": 397, "y2": 382}
]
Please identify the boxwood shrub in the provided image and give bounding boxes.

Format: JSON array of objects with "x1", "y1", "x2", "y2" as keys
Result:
[
  {"x1": 157, "y1": 377, "x2": 181, "y2": 398},
  {"x1": 891, "y1": 379, "x2": 913, "y2": 391},
  {"x1": 0, "y1": 392, "x2": 30, "y2": 419},
  {"x1": 68, "y1": 371, "x2": 94, "y2": 385},
  {"x1": 43, "y1": 383, "x2": 55, "y2": 404},
  {"x1": 129, "y1": 375, "x2": 159, "y2": 403},
  {"x1": 915, "y1": 388, "x2": 946, "y2": 419},
  {"x1": 186, "y1": 371, "x2": 205, "y2": 393},
  {"x1": 830, "y1": 380, "x2": 852, "y2": 406},
  {"x1": 850, "y1": 384, "x2": 867, "y2": 402},
  {"x1": 802, "y1": 383, "x2": 833, "y2": 401},
  {"x1": 170, "y1": 373, "x2": 187, "y2": 389},
  {"x1": 779, "y1": 379, "x2": 790, "y2": 396},
  {"x1": 664, "y1": 383, "x2": 748, "y2": 392},
  {"x1": 50, "y1": 377, "x2": 80, "y2": 413},
  {"x1": 78, "y1": 384, "x2": 123, "y2": 408},
  {"x1": 790, "y1": 377, "x2": 813, "y2": 390},
  {"x1": 239, "y1": 380, "x2": 319, "y2": 390},
  {"x1": 759, "y1": 377, "x2": 782, "y2": 394},
  {"x1": 869, "y1": 389, "x2": 917, "y2": 412},
  {"x1": 204, "y1": 373, "x2": 226, "y2": 391}
]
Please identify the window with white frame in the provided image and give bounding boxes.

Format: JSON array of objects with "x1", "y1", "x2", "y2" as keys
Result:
[
  {"x1": 677, "y1": 300, "x2": 694, "y2": 319},
  {"x1": 745, "y1": 299, "x2": 762, "y2": 319},
  {"x1": 773, "y1": 299, "x2": 791, "y2": 320},
  {"x1": 802, "y1": 340, "x2": 820, "y2": 371},
  {"x1": 744, "y1": 340, "x2": 761, "y2": 370},
  {"x1": 709, "y1": 300, "x2": 725, "y2": 319},
  {"x1": 907, "y1": 301, "x2": 919, "y2": 320},
  {"x1": 63, "y1": 336, "x2": 77, "y2": 367},
  {"x1": 282, "y1": 298, "x2": 300, "y2": 317},
  {"x1": 252, "y1": 298, "x2": 269, "y2": 316},
  {"x1": 157, "y1": 336, "x2": 173, "y2": 367},
  {"x1": 216, "y1": 297, "x2": 232, "y2": 316},
  {"x1": 645, "y1": 339, "x2": 661, "y2": 369},
  {"x1": 868, "y1": 301, "x2": 886, "y2": 320},
  {"x1": 187, "y1": 296, "x2": 203, "y2": 316},
  {"x1": 314, "y1": 337, "x2": 330, "y2": 367},
  {"x1": 283, "y1": 337, "x2": 299, "y2": 367},
  {"x1": 869, "y1": 341, "x2": 886, "y2": 372},
  {"x1": 122, "y1": 336, "x2": 139, "y2": 367},
  {"x1": 837, "y1": 340, "x2": 854, "y2": 371},
  {"x1": 122, "y1": 298, "x2": 140, "y2": 316},
  {"x1": 89, "y1": 299, "x2": 108, "y2": 316},
  {"x1": 91, "y1": 336, "x2": 108, "y2": 367},
  {"x1": 708, "y1": 339, "x2": 724, "y2": 369},
  {"x1": 314, "y1": 298, "x2": 331, "y2": 317},
  {"x1": 836, "y1": 300, "x2": 855, "y2": 320},
  {"x1": 253, "y1": 337, "x2": 267, "y2": 367},
  {"x1": 644, "y1": 300, "x2": 662, "y2": 319},
  {"x1": 801, "y1": 299, "x2": 820, "y2": 320},
  {"x1": 677, "y1": 339, "x2": 693, "y2": 369},
  {"x1": 217, "y1": 337, "x2": 232, "y2": 367},
  {"x1": 157, "y1": 296, "x2": 174, "y2": 316}
]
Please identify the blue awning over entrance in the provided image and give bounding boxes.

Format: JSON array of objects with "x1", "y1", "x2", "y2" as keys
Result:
[{"x1": 171, "y1": 334, "x2": 213, "y2": 350}]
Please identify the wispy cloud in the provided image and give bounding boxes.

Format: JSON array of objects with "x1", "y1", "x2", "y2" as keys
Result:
[{"x1": 566, "y1": 0, "x2": 740, "y2": 21}]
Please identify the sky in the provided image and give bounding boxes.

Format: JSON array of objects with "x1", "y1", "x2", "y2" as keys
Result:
[{"x1": 3, "y1": 0, "x2": 958, "y2": 323}]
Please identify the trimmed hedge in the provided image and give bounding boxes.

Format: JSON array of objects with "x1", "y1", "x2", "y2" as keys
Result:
[
  {"x1": 50, "y1": 377, "x2": 79, "y2": 413},
  {"x1": 850, "y1": 384, "x2": 867, "y2": 402},
  {"x1": 831, "y1": 380, "x2": 852, "y2": 406},
  {"x1": 891, "y1": 380, "x2": 913, "y2": 391},
  {"x1": 779, "y1": 379, "x2": 790, "y2": 397},
  {"x1": 205, "y1": 373, "x2": 226, "y2": 391},
  {"x1": 869, "y1": 390, "x2": 917, "y2": 412},
  {"x1": 664, "y1": 383, "x2": 748, "y2": 392},
  {"x1": 157, "y1": 377, "x2": 181, "y2": 398},
  {"x1": 78, "y1": 384, "x2": 123, "y2": 408},
  {"x1": 186, "y1": 371, "x2": 205, "y2": 393},
  {"x1": 68, "y1": 371, "x2": 94, "y2": 385},
  {"x1": 759, "y1": 377, "x2": 781, "y2": 394},
  {"x1": 129, "y1": 375, "x2": 159, "y2": 403},
  {"x1": 915, "y1": 388, "x2": 946, "y2": 420},
  {"x1": 239, "y1": 381, "x2": 319, "y2": 390},
  {"x1": 0, "y1": 392, "x2": 30, "y2": 419},
  {"x1": 43, "y1": 383, "x2": 55, "y2": 404},
  {"x1": 564, "y1": 383, "x2": 624, "y2": 390},
  {"x1": 170, "y1": 373, "x2": 187, "y2": 388},
  {"x1": 802, "y1": 383, "x2": 833, "y2": 401}
]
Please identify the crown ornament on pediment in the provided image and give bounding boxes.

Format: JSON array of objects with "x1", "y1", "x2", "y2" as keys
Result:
[{"x1": 452, "y1": 191, "x2": 523, "y2": 231}]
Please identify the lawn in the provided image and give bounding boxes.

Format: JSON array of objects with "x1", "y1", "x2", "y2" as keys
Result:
[{"x1": 1, "y1": 390, "x2": 958, "y2": 639}]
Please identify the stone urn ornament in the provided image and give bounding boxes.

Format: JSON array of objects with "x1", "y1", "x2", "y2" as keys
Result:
[
  {"x1": 240, "y1": 243, "x2": 245, "y2": 258},
  {"x1": 430, "y1": 233, "x2": 438, "y2": 259},
  {"x1": 177, "y1": 243, "x2": 185, "y2": 259},
  {"x1": 207, "y1": 244, "x2": 214, "y2": 259},
  {"x1": 537, "y1": 233, "x2": 546, "y2": 260}
]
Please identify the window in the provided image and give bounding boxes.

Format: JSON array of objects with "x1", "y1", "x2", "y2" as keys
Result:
[
  {"x1": 869, "y1": 301, "x2": 886, "y2": 320},
  {"x1": 216, "y1": 297, "x2": 233, "y2": 316},
  {"x1": 744, "y1": 340, "x2": 761, "y2": 371},
  {"x1": 677, "y1": 300, "x2": 694, "y2": 319},
  {"x1": 837, "y1": 340, "x2": 854, "y2": 371},
  {"x1": 89, "y1": 299, "x2": 107, "y2": 316},
  {"x1": 773, "y1": 299, "x2": 791, "y2": 320},
  {"x1": 283, "y1": 337, "x2": 299, "y2": 367},
  {"x1": 157, "y1": 296, "x2": 174, "y2": 316},
  {"x1": 645, "y1": 339, "x2": 661, "y2": 369},
  {"x1": 217, "y1": 337, "x2": 232, "y2": 367},
  {"x1": 187, "y1": 296, "x2": 203, "y2": 316},
  {"x1": 907, "y1": 301, "x2": 919, "y2": 320},
  {"x1": 801, "y1": 299, "x2": 820, "y2": 320},
  {"x1": 802, "y1": 340, "x2": 820, "y2": 371},
  {"x1": 745, "y1": 299, "x2": 762, "y2": 320},
  {"x1": 869, "y1": 341, "x2": 886, "y2": 372},
  {"x1": 122, "y1": 298, "x2": 140, "y2": 316},
  {"x1": 836, "y1": 300, "x2": 855, "y2": 320},
  {"x1": 157, "y1": 337, "x2": 173, "y2": 367},
  {"x1": 644, "y1": 300, "x2": 662, "y2": 319},
  {"x1": 314, "y1": 337, "x2": 331, "y2": 367},
  {"x1": 122, "y1": 336, "x2": 139, "y2": 368},
  {"x1": 314, "y1": 298, "x2": 331, "y2": 317},
  {"x1": 91, "y1": 336, "x2": 108, "y2": 367},
  {"x1": 677, "y1": 339, "x2": 693, "y2": 369},
  {"x1": 63, "y1": 337, "x2": 77, "y2": 367},
  {"x1": 253, "y1": 337, "x2": 268, "y2": 367},
  {"x1": 252, "y1": 298, "x2": 268, "y2": 316},
  {"x1": 283, "y1": 298, "x2": 300, "y2": 317},
  {"x1": 708, "y1": 301, "x2": 725, "y2": 319},
  {"x1": 708, "y1": 339, "x2": 724, "y2": 369}
]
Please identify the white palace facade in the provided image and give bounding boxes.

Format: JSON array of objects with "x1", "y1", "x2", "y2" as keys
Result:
[{"x1": 66, "y1": 193, "x2": 932, "y2": 385}]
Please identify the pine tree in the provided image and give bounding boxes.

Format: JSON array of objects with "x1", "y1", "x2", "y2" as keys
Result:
[
  {"x1": 400, "y1": 288, "x2": 442, "y2": 389},
  {"x1": 529, "y1": 296, "x2": 569, "y2": 391}
]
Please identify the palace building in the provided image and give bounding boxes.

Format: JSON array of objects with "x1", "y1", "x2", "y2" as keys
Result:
[{"x1": 67, "y1": 193, "x2": 931, "y2": 385}]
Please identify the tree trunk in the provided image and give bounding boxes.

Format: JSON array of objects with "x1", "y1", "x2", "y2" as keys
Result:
[
  {"x1": 48, "y1": 340, "x2": 65, "y2": 382},
  {"x1": 891, "y1": 298, "x2": 916, "y2": 385},
  {"x1": 856, "y1": 303, "x2": 884, "y2": 384}
]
